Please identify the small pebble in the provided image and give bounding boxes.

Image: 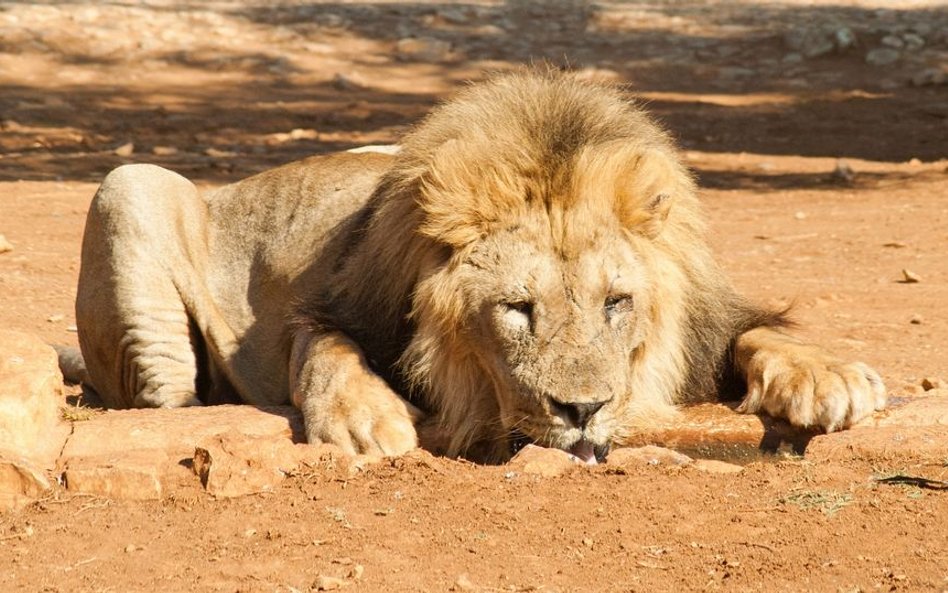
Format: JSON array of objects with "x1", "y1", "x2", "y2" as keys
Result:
[
  {"x1": 901, "y1": 269, "x2": 921, "y2": 283},
  {"x1": 453, "y1": 574, "x2": 477, "y2": 592},
  {"x1": 883, "y1": 241, "x2": 907, "y2": 248},
  {"x1": 313, "y1": 575, "x2": 346, "y2": 591},
  {"x1": 831, "y1": 159, "x2": 855, "y2": 183},
  {"x1": 909, "y1": 314, "x2": 923, "y2": 325},
  {"x1": 152, "y1": 146, "x2": 178, "y2": 156},
  {"x1": 794, "y1": 211, "x2": 807, "y2": 220},
  {"x1": 47, "y1": 314, "x2": 64, "y2": 323},
  {"x1": 113, "y1": 142, "x2": 134, "y2": 157},
  {"x1": 866, "y1": 48, "x2": 900, "y2": 66},
  {"x1": 921, "y1": 377, "x2": 943, "y2": 391},
  {"x1": 123, "y1": 544, "x2": 136, "y2": 553},
  {"x1": 0, "y1": 234, "x2": 13, "y2": 254}
]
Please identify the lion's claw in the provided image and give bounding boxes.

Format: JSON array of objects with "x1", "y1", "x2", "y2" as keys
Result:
[{"x1": 738, "y1": 343, "x2": 887, "y2": 432}]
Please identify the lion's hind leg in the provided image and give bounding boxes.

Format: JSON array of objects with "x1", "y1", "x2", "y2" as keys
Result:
[
  {"x1": 733, "y1": 327, "x2": 886, "y2": 431},
  {"x1": 76, "y1": 164, "x2": 207, "y2": 409}
]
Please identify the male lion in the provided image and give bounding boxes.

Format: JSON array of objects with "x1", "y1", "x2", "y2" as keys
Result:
[{"x1": 71, "y1": 71, "x2": 885, "y2": 464}]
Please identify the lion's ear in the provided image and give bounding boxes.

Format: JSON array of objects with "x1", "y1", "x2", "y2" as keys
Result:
[{"x1": 613, "y1": 148, "x2": 689, "y2": 238}]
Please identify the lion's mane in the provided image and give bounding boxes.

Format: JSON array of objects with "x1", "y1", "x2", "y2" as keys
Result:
[{"x1": 301, "y1": 70, "x2": 783, "y2": 461}]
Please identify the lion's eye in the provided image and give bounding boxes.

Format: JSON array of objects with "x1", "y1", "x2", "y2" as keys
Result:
[
  {"x1": 505, "y1": 300, "x2": 533, "y2": 316},
  {"x1": 501, "y1": 300, "x2": 534, "y2": 331},
  {"x1": 604, "y1": 295, "x2": 633, "y2": 319}
]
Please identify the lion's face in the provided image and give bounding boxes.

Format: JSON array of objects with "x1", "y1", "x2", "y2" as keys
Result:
[
  {"x1": 449, "y1": 206, "x2": 655, "y2": 463},
  {"x1": 396, "y1": 73, "x2": 697, "y2": 463}
]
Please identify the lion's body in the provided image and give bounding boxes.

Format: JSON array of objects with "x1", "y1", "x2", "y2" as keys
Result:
[
  {"x1": 75, "y1": 71, "x2": 885, "y2": 463},
  {"x1": 77, "y1": 153, "x2": 392, "y2": 406}
]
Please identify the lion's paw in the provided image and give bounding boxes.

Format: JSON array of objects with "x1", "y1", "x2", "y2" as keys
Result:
[
  {"x1": 737, "y1": 345, "x2": 886, "y2": 432},
  {"x1": 302, "y1": 375, "x2": 420, "y2": 457}
]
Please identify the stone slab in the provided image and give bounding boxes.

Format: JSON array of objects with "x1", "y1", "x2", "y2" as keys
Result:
[
  {"x1": 60, "y1": 405, "x2": 304, "y2": 498},
  {"x1": 0, "y1": 330, "x2": 69, "y2": 467},
  {"x1": 0, "y1": 451, "x2": 52, "y2": 511},
  {"x1": 808, "y1": 396, "x2": 948, "y2": 463},
  {"x1": 508, "y1": 444, "x2": 583, "y2": 477},
  {"x1": 806, "y1": 426, "x2": 948, "y2": 463}
]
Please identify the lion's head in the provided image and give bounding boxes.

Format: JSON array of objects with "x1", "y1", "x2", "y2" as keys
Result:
[{"x1": 354, "y1": 71, "x2": 710, "y2": 463}]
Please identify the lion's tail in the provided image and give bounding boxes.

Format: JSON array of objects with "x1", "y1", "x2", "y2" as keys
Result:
[{"x1": 53, "y1": 344, "x2": 90, "y2": 385}]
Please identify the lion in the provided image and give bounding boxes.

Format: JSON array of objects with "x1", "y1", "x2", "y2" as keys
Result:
[{"x1": 69, "y1": 70, "x2": 886, "y2": 464}]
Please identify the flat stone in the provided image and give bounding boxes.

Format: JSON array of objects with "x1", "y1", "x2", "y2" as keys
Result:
[
  {"x1": 618, "y1": 403, "x2": 808, "y2": 456},
  {"x1": 62, "y1": 450, "x2": 168, "y2": 500},
  {"x1": 806, "y1": 426, "x2": 948, "y2": 463},
  {"x1": 866, "y1": 48, "x2": 900, "y2": 66},
  {"x1": 60, "y1": 405, "x2": 304, "y2": 498},
  {"x1": 607, "y1": 446, "x2": 693, "y2": 468},
  {"x1": 693, "y1": 459, "x2": 744, "y2": 474},
  {"x1": 854, "y1": 395, "x2": 948, "y2": 428},
  {"x1": 0, "y1": 330, "x2": 69, "y2": 468},
  {"x1": 508, "y1": 444, "x2": 582, "y2": 477},
  {"x1": 0, "y1": 452, "x2": 52, "y2": 511},
  {"x1": 193, "y1": 431, "x2": 304, "y2": 497}
]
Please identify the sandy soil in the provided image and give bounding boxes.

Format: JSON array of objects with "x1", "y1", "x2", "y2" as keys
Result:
[{"x1": 1, "y1": 1, "x2": 946, "y2": 591}]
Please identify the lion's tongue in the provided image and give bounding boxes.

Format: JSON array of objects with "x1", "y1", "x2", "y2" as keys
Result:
[{"x1": 569, "y1": 440, "x2": 598, "y2": 465}]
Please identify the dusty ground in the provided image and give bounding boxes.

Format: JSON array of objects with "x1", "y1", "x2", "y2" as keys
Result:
[{"x1": 1, "y1": 1, "x2": 947, "y2": 591}]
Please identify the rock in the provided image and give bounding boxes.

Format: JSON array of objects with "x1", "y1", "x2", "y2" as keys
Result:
[
  {"x1": 902, "y1": 33, "x2": 925, "y2": 51},
  {"x1": 0, "y1": 234, "x2": 13, "y2": 254},
  {"x1": 62, "y1": 450, "x2": 166, "y2": 500},
  {"x1": 807, "y1": 425, "x2": 948, "y2": 463},
  {"x1": 920, "y1": 377, "x2": 944, "y2": 391},
  {"x1": 900, "y1": 269, "x2": 921, "y2": 283},
  {"x1": 833, "y1": 27, "x2": 856, "y2": 51},
  {"x1": 618, "y1": 403, "x2": 802, "y2": 455},
  {"x1": 508, "y1": 444, "x2": 582, "y2": 477},
  {"x1": 813, "y1": 397, "x2": 948, "y2": 462},
  {"x1": 151, "y1": 146, "x2": 178, "y2": 156},
  {"x1": 784, "y1": 27, "x2": 835, "y2": 58},
  {"x1": 453, "y1": 574, "x2": 477, "y2": 592},
  {"x1": 911, "y1": 68, "x2": 946, "y2": 87},
  {"x1": 866, "y1": 48, "x2": 900, "y2": 66},
  {"x1": 0, "y1": 331, "x2": 68, "y2": 467},
  {"x1": 693, "y1": 459, "x2": 744, "y2": 474},
  {"x1": 881, "y1": 35, "x2": 904, "y2": 49},
  {"x1": 331, "y1": 72, "x2": 365, "y2": 91},
  {"x1": 113, "y1": 142, "x2": 134, "y2": 157},
  {"x1": 395, "y1": 37, "x2": 452, "y2": 62},
  {"x1": 437, "y1": 6, "x2": 481, "y2": 25},
  {"x1": 192, "y1": 431, "x2": 301, "y2": 497},
  {"x1": 831, "y1": 159, "x2": 855, "y2": 183},
  {"x1": 313, "y1": 575, "x2": 347, "y2": 591},
  {"x1": 607, "y1": 446, "x2": 693, "y2": 468},
  {"x1": 60, "y1": 405, "x2": 304, "y2": 499},
  {"x1": 909, "y1": 314, "x2": 923, "y2": 324},
  {"x1": 0, "y1": 453, "x2": 52, "y2": 511},
  {"x1": 782, "y1": 52, "x2": 803, "y2": 64}
]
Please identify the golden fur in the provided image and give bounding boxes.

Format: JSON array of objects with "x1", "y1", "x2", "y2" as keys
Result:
[{"x1": 73, "y1": 70, "x2": 886, "y2": 464}]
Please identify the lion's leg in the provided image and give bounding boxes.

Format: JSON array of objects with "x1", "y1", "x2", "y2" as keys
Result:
[
  {"x1": 77, "y1": 164, "x2": 207, "y2": 409},
  {"x1": 289, "y1": 329, "x2": 420, "y2": 456},
  {"x1": 733, "y1": 327, "x2": 886, "y2": 431}
]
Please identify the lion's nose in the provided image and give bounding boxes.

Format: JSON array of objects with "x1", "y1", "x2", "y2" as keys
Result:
[{"x1": 550, "y1": 398, "x2": 610, "y2": 429}]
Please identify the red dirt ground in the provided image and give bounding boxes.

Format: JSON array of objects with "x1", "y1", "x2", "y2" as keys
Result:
[{"x1": 1, "y1": 1, "x2": 946, "y2": 591}]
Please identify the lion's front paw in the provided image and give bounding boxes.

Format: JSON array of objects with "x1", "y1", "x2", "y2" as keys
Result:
[
  {"x1": 301, "y1": 375, "x2": 420, "y2": 457},
  {"x1": 737, "y1": 345, "x2": 887, "y2": 432}
]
